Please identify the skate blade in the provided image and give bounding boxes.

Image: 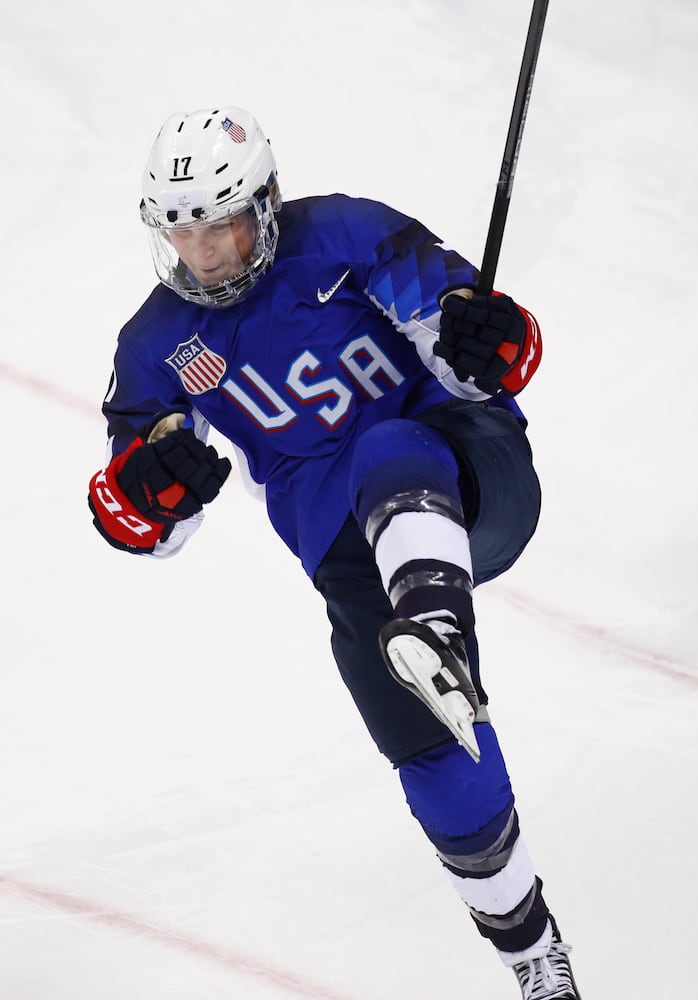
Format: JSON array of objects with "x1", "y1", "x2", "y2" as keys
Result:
[{"x1": 384, "y1": 634, "x2": 481, "y2": 763}]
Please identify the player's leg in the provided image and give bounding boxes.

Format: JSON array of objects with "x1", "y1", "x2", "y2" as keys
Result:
[
  {"x1": 321, "y1": 409, "x2": 579, "y2": 993},
  {"x1": 343, "y1": 416, "x2": 556, "y2": 956},
  {"x1": 400, "y1": 735, "x2": 579, "y2": 996},
  {"x1": 314, "y1": 527, "x2": 562, "y2": 977}
]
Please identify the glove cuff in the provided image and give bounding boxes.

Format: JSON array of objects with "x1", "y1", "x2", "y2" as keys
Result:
[
  {"x1": 498, "y1": 305, "x2": 542, "y2": 395},
  {"x1": 88, "y1": 438, "x2": 167, "y2": 551}
]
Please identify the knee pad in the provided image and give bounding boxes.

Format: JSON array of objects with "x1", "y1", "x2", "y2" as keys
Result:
[
  {"x1": 349, "y1": 421, "x2": 475, "y2": 630},
  {"x1": 349, "y1": 419, "x2": 461, "y2": 534},
  {"x1": 398, "y1": 727, "x2": 514, "y2": 856}
]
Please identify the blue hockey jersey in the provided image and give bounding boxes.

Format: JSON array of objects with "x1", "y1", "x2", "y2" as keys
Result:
[{"x1": 102, "y1": 194, "x2": 521, "y2": 577}]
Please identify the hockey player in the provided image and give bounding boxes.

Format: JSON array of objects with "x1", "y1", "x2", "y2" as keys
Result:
[{"x1": 88, "y1": 106, "x2": 581, "y2": 999}]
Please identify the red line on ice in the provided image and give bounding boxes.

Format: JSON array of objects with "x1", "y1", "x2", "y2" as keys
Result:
[
  {"x1": 0, "y1": 361, "x2": 100, "y2": 420},
  {"x1": 493, "y1": 583, "x2": 697, "y2": 684},
  {"x1": 0, "y1": 873, "x2": 357, "y2": 1000}
]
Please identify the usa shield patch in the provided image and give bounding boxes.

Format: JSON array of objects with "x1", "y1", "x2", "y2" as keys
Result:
[{"x1": 165, "y1": 334, "x2": 227, "y2": 395}]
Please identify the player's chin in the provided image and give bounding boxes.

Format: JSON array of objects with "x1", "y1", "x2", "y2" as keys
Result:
[
  {"x1": 197, "y1": 266, "x2": 227, "y2": 282},
  {"x1": 199, "y1": 262, "x2": 246, "y2": 284}
]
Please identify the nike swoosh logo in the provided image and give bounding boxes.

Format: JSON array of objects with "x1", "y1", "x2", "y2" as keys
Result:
[{"x1": 317, "y1": 269, "x2": 351, "y2": 303}]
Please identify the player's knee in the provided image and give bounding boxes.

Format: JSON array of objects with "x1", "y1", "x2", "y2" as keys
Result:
[
  {"x1": 349, "y1": 420, "x2": 460, "y2": 533},
  {"x1": 398, "y1": 727, "x2": 514, "y2": 860}
]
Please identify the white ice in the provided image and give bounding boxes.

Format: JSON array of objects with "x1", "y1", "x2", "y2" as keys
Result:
[{"x1": 1, "y1": 1, "x2": 697, "y2": 997}]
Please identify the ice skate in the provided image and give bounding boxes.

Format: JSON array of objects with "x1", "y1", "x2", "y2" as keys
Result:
[
  {"x1": 512, "y1": 920, "x2": 582, "y2": 1000},
  {"x1": 379, "y1": 618, "x2": 484, "y2": 762}
]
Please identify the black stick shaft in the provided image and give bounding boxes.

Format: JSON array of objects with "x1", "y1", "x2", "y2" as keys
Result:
[{"x1": 476, "y1": 0, "x2": 550, "y2": 295}]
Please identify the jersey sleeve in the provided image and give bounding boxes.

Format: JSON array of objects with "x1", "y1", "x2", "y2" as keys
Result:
[
  {"x1": 334, "y1": 197, "x2": 489, "y2": 401},
  {"x1": 102, "y1": 333, "x2": 195, "y2": 457},
  {"x1": 94, "y1": 308, "x2": 207, "y2": 558}
]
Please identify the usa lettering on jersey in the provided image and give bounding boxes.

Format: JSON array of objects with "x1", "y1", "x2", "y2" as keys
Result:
[{"x1": 218, "y1": 334, "x2": 405, "y2": 431}]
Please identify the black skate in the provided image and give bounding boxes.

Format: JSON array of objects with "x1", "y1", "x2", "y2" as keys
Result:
[
  {"x1": 379, "y1": 618, "x2": 484, "y2": 762},
  {"x1": 512, "y1": 920, "x2": 582, "y2": 1000}
]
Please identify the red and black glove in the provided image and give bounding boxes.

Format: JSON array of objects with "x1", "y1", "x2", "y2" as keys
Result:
[
  {"x1": 88, "y1": 428, "x2": 232, "y2": 553},
  {"x1": 433, "y1": 287, "x2": 542, "y2": 396}
]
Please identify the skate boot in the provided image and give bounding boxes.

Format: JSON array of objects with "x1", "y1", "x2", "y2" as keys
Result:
[
  {"x1": 378, "y1": 618, "x2": 486, "y2": 762},
  {"x1": 512, "y1": 919, "x2": 582, "y2": 1000}
]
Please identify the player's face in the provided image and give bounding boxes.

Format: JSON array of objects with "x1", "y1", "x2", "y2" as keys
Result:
[{"x1": 168, "y1": 212, "x2": 257, "y2": 285}]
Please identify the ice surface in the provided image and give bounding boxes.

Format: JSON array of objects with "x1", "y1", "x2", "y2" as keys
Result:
[{"x1": 1, "y1": 1, "x2": 697, "y2": 996}]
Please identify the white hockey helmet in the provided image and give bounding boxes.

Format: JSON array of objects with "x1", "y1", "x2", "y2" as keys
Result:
[{"x1": 140, "y1": 106, "x2": 282, "y2": 307}]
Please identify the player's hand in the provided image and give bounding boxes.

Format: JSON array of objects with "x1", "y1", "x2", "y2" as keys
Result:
[
  {"x1": 88, "y1": 425, "x2": 231, "y2": 552},
  {"x1": 116, "y1": 429, "x2": 232, "y2": 523},
  {"x1": 433, "y1": 286, "x2": 542, "y2": 396}
]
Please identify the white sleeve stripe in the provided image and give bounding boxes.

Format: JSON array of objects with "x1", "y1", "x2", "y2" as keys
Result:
[{"x1": 366, "y1": 291, "x2": 490, "y2": 401}]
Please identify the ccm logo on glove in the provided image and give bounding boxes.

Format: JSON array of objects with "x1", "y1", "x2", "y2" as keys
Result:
[
  {"x1": 88, "y1": 427, "x2": 232, "y2": 552},
  {"x1": 434, "y1": 287, "x2": 542, "y2": 396}
]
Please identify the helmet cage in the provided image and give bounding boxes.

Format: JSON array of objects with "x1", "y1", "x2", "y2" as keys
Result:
[{"x1": 142, "y1": 179, "x2": 279, "y2": 308}]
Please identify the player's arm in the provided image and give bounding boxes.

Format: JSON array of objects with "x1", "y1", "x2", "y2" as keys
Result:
[
  {"x1": 336, "y1": 198, "x2": 541, "y2": 398},
  {"x1": 433, "y1": 286, "x2": 542, "y2": 397},
  {"x1": 334, "y1": 200, "x2": 539, "y2": 400},
  {"x1": 88, "y1": 411, "x2": 232, "y2": 555}
]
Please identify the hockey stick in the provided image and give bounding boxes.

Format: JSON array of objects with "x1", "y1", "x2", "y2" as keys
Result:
[{"x1": 476, "y1": 0, "x2": 550, "y2": 295}]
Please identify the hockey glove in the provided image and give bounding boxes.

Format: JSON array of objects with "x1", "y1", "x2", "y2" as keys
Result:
[
  {"x1": 88, "y1": 428, "x2": 232, "y2": 553},
  {"x1": 433, "y1": 287, "x2": 541, "y2": 396}
]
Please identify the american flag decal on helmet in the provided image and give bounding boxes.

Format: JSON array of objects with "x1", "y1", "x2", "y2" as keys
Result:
[
  {"x1": 221, "y1": 117, "x2": 247, "y2": 143},
  {"x1": 165, "y1": 334, "x2": 227, "y2": 395}
]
